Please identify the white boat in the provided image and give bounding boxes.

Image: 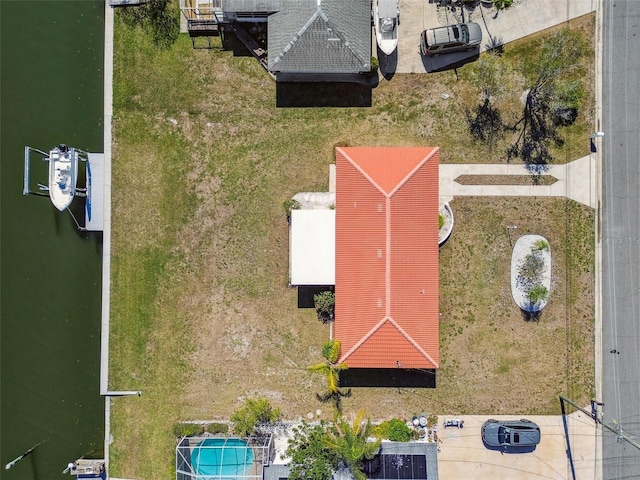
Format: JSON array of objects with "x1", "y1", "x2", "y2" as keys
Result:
[
  {"x1": 47, "y1": 144, "x2": 82, "y2": 211},
  {"x1": 374, "y1": 0, "x2": 399, "y2": 56}
]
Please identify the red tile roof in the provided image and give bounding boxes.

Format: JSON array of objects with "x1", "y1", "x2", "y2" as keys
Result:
[{"x1": 335, "y1": 147, "x2": 440, "y2": 369}]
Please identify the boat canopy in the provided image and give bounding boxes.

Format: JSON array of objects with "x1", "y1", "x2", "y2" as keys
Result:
[{"x1": 378, "y1": 0, "x2": 396, "y2": 18}]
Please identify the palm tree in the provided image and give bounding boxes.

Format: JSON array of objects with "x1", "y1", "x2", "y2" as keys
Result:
[
  {"x1": 324, "y1": 409, "x2": 381, "y2": 480},
  {"x1": 308, "y1": 340, "x2": 352, "y2": 413}
]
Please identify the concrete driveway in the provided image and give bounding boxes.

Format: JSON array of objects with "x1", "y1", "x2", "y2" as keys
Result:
[
  {"x1": 380, "y1": 0, "x2": 595, "y2": 75},
  {"x1": 436, "y1": 412, "x2": 599, "y2": 479}
]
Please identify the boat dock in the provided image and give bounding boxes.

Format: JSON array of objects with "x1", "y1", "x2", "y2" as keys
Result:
[
  {"x1": 65, "y1": 459, "x2": 106, "y2": 478},
  {"x1": 86, "y1": 153, "x2": 105, "y2": 231}
]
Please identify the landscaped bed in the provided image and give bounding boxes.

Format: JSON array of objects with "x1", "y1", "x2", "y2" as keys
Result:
[{"x1": 108, "y1": 11, "x2": 595, "y2": 479}]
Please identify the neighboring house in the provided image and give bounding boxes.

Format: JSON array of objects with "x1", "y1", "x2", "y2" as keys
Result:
[
  {"x1": 334, "y1": 147, "x2": 440, "y2": 371},
  {"x1": 268, "y1": 0, "x2": 372, "y2": 81},
  {"x1": 181, "y1": 0, "x2": 372, "y2": 81}
]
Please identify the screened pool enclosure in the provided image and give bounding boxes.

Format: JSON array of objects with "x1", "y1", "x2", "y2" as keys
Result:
[{"x1": 176, "y1": 435, "x2": 274, "y2": 480}]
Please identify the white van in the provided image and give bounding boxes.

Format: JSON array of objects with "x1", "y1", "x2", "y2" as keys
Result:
[{"x1": 420, "y1": 22, "x2": 482, "y2": 56}]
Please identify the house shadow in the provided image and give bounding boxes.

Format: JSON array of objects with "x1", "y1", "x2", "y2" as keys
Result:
[
  {"x1": 220, "y1": 30, "x2": 252, "y2": 57},
  {"x1": 276, "y1": 82, "x2": 374, "y2": 108},
  {"x1": 421, "y1": 48, "x2": 480, "y2": 73},
  {"x1": 297, "y1": 285, "x2": 334, "y2": 309},
  {"x1": 340, "y1": 368, "x2": 436, "y2": 388}
]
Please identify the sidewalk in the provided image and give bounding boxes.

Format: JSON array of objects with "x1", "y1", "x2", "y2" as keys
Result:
[
  {"x1": 439, "y1": 155, "x2": 598, "y2": 208},
  {"x1": 394, "y1": 0, "x2": 596, "y2": 73}
]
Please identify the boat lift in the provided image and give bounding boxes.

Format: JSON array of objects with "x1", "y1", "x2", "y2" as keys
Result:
[{"x1": 23, "y1": 146, "x2": 104, "y2": 232}]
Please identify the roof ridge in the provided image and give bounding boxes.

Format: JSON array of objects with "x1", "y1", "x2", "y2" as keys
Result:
[
  {"x1": 338, "y1": 316, "x2": 439, "y2": 368},
  {"x1": 387, "y1": 148, "x2": 439, "y2": 197},
  {"x1": 336, "y1": 147, "x2": 389, "y2": 198},
  {"x1": 338, "y1": 316, "x2": 391, "y2": 362},
  {"x1": 385, "y1": 317, "x2": 439, "y2": 368}
]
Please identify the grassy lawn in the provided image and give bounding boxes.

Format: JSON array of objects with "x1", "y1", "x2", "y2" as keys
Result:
[{"x1": 109, "y1": 11, "x2": 595, "y2": 479}]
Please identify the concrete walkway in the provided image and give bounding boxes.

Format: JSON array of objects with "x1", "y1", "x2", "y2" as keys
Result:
[
  {"x1": 395, "y1": 0, "x2": 595, "y2": 73},
  {"x1": 439, "y1": 155, "x2": 598, "y2": 208}
]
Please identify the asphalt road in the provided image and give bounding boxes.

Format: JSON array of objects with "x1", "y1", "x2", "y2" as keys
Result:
[{"x1": 601, "y1": 0, "x2": 640, "y2": 478}]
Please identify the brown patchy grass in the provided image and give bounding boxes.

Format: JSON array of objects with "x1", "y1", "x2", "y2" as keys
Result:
[
  {"x1": 455, "y1": 175, "x2": 558, "y2": 185},
  {"x1": 109, "y1": 11, "x2": 595, "y2": 479}
]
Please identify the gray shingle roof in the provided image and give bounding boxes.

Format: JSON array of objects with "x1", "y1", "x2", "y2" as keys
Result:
[
  {"x1": 222, "y1": 0, "x2": 282, "y2": 11},
  {"x1": 268, "y1": 0, "x2": 371, "y2": 73}
]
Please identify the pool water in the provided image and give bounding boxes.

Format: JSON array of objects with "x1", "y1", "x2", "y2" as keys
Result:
[{"x1": 191, "y1": 438, "x2": 254, "y2": 478}]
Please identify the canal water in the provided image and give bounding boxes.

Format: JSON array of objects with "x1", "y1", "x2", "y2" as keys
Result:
[{"x1": 1, "y1": 1, "x2": 105, "y2": 478}]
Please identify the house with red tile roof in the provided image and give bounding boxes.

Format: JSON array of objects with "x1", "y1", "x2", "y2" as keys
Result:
[{"x1": 334, "y1": 147, "x2": 440, "y2": 371}]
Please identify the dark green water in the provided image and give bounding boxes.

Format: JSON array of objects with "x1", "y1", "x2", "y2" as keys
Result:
[{"x1": 1, "y1": 1, "x2": 105, "y2": 478}]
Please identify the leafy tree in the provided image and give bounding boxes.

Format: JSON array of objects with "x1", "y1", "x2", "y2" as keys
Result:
[
  {"x1": 308, "y1": 340, "x2": 351, "y2": 413},
  {"x1": 507, "y1": 29, "x2": 587, "y2": 170},
  {"x1": 466, "y1": 53, "x2": 512, "y2": 149},
  {"x1": 324, "y1": 409, "x2": 380, "y2": 480},
  {"x1": 230, "y1": 398, "x2": 282, "y2": 436},
  {"x1": 470, "y1": 53, "x2": 513, "y2": 102},
  {"x1": 286, "y1": 422, "x2": 339, "y2": 480},
  {"x1": 314, "y1": 291, "x2": 335, "y2": 323}
]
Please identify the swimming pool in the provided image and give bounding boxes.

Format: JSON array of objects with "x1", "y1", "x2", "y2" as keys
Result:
[{"x1": 190, "y1": 438, "x2": 254, "y2": 479}]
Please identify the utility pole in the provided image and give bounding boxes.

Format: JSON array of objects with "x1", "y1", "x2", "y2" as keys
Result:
[
  {"x1": 559, "y1": 395, "x2": 640, "y2": 480},
  {"x1": 560, "y1": 395, "x2": 640, "y2": 450}
]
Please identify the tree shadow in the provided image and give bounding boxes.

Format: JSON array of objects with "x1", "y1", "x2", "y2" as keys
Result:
[
  {"x1": 485, "y1": 35, "x2": 504, "y2": 54},
  {"x1": 520, "y1": 309, "x2": 542, "y2": 322},
  {"x1": 506, "y1": 86, "x2": 564, "y2": 175},
  {"x1": 466, "y1": 98, "x2": 504, "y2": 147}
]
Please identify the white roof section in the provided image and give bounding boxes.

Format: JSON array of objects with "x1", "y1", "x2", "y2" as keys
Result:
[{"x1": 289, "y1": 209, "x2": 335, "y2": 286}]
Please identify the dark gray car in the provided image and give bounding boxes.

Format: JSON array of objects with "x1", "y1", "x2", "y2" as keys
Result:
[
  {"x1": 481, "y1": 419, "x2": 541, "y2": 449},
  {"x1": 420, "y1": 22, "x2": 482, "y2": 56}
]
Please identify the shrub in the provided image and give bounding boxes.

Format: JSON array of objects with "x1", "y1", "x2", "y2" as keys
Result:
[
  {"x1": 438, "y1": 214, "x2": 444, "y2": 230},
  {"x1": 314, "y1": 291, "x2": 335, "y2": 323},
  {"x1": 527, "y1": 284, "x2": 549, "y2": 304},
  {"x1": 230, "y1": 398, "x2": 282, "y2": 436},
  {"x1": 286, "y1": 421, "x2": 339, "y2": 480},
  {"x1": 427, "y1": 414, "x2": 439, "y2": 428},
  {"x1": 373, "y1": 418, "x2": 412, "y2": 442},
  {"x1": 533, "y1": 239, "x2": 550, "y2": 251},
  {"x1": 173, "y1": 423, "x2": 204, "y2": 437},
  {"x1": 370, "y1": 56, "x2": 379, "y2": 73},
  {"x1": 493, "y1": 0, "x2": 513, "y2": 10},
  {"x1": 283, "y1": 198, "x2": 301, "y2": 216},
  {"x1": 322, "y1": 339, "x2": 341, "y2": 364},
  {"x1": 206, "y1": 423, "x2": 229, "y2": 435}
]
